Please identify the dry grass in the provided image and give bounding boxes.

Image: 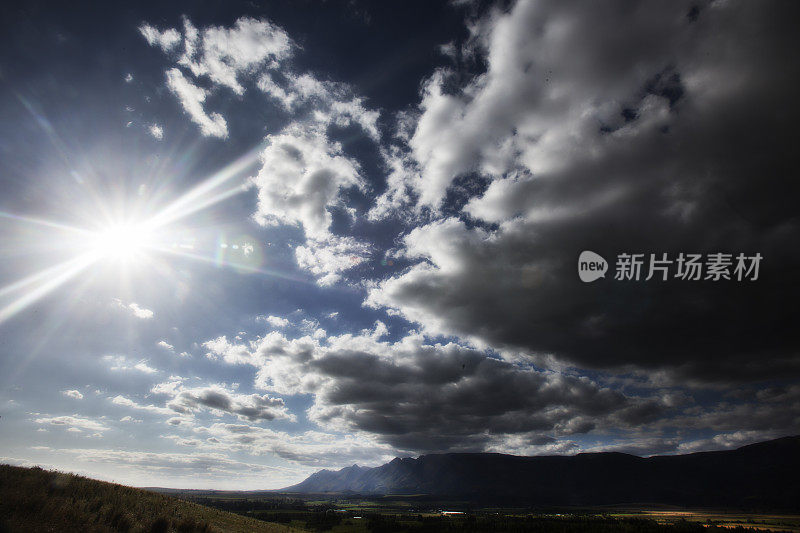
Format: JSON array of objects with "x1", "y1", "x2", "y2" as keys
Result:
[{"x1": 0, "y1": 464, "x2": 300, "y2": 533}]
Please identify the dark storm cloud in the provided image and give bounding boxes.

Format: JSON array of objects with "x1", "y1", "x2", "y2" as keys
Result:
[
  {"x1": 368, "y1": 0, "x2": 800, "y2": 383},
  {"x1": 662, "y1": 384, "x2": 800, "y2": 433},
  {"x1": 207, "y1": 330, "x2": 669, "y2": 453}
]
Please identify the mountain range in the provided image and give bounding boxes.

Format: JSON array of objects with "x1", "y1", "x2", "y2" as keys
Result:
[{"x1": 282, "y1": 436, "x2": 800, "y2": 509}]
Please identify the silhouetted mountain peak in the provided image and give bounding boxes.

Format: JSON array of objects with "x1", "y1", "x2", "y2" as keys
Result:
[{"x1": 281, "y1": 436, "x2": 800, "y2": 510}]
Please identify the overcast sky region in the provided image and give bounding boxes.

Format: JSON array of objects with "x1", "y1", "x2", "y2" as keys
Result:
[{"x1": 0, "y1": 0, "x2": 798, "y2": 490}]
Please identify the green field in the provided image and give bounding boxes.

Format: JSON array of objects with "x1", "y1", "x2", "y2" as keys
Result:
[{"x1": 164, "y1": 491, "x2": 800, "y2": 532}]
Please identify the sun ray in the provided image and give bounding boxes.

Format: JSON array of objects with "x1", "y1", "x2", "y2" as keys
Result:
[
  {"x1": 3, "y1": 264, "x2": 100, "y2": 388},
  {"x1": 153, "y1": 245, "x2": 310, "y2": 285},
  {"x1": 0, "y1": 252, "x2": 97, "y2": 325},
  {"x1": 145, "y1": 143, "x2": 263, "y2": 230},
  {"x1": 0, "y1": 254, "x2": 96, "y2": 299},
  {"x1": 0, "y1": 211, "x2": 93, "y2": 236}
]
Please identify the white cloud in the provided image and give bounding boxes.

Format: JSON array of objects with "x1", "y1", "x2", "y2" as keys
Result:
[
  {"x1": 113, "y1": 299, "x2": 153, "y2": 319},
  {"x1": 203, "y1": 336, "x2": 252, "y2": 365},
  {"x1": 177, "y1": 16, "x2": 292, "y2": 95},
  {"x1": 367, "y1": 145, "x2": 419, "y2": 221},
  {"x1": 157, "y1": 340, "x2": 174, "y2": 351},
  {"x1": 295, "y1": 235, "x2": 370, "y2": 286},
  {"x1": 165, "y1": 68, "x2": 228, "y2": 138},
  {"x1": 138, "y1": 24, "x2": 181, "y2": 52},
  {"x1": 134, "y1": 361, "x2": 158, "y2": 374},
  {"x1": 257, "y1": 72, "x2": 380, "y2": 140},
  {"x1": 128, "y1": 303, "x2": 153, "y2": 319},
  {"x1": 256, "y1": 73, "x2": 295, "y2": 109},
  {"x1": 34, "y1": 415, "x2": 109, "y2": 433},
  {"x1": 148, "y1": 123, "x2": 164, "y2": 140},
  {"x1": 102, "y1": 355, "x2": 159, "y2": 374},
  {"x1": 139, "y1": 15, "x2": 381, "y2": 287},
  {"x1": 124, "y1": 73, "x2": 133, "y2": 83},
  {"x1": 111, "y1": 395, "x2": 173, "y2": 416},
  {"x1": 151, "y1": 380, "x2": 294, "y2": 422},
  {"x1": 372, "y1": 0, "x2": 688, "y2": 212},
  {"x1": 261, "y1": 315, "x2": 290, "y2": 328},
  {"x1": 140, "y1": 16, "x2": 293, "y2": 138},
  {"x1": 251, "y1": 124, "x2": 363, "y2": 240},
  {"x1": 62, "y1": 389, "x2": 83, "y2": 400}
]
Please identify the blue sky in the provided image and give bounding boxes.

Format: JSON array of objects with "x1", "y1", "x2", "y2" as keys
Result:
[{"x1": 0, "y1": 0, "x2": 798, "y2": 489}]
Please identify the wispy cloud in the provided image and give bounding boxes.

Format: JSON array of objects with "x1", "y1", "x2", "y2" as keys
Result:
[
  {"x1": 113, "y1": 299, "x2": 153, "y2": 319},
  {"x1": 138, "y1": 24, "x2": 181, "y2": 52},
  {"x1": 165, "y1": 68, "x2": 228, "y2": 138},
  {"x1": 102, "y1": 355, "x2": 159, "y2": 374},
  {"x1": 34, "y1": 415, "x2": 109, "y2": 433}
]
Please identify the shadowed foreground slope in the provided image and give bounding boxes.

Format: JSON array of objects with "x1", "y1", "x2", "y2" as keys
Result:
[
  {"x1": 0, "y1": 464, "x2": 296, "y2": 533},
  {"x1": 284, "y1": 436, "x2": 800, "y2": 509}
]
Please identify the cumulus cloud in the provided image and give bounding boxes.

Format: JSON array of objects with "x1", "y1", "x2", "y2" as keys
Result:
[
  {"x1": 249, "y1": 124, "x2": 374, "y2": 284},
  {"x1": 62, "y1": 389, "x2": 83, "y2": 400},
  {"x1": 251, "y1": 124, "x2": 363, "y2": 239},
  {"x1": 208, "y1": 318, "x2": 800, "y2": 454},
  {"x1": 151, "y1": 380, "x2": 294, "y2": 422},
  {"x1": 260, "y1": 315, "x2": 290, "y2": 328},
  {"x1": 367, "y1": 0, "x2": 800, "y2": 383},
  {"x1": 203, "y1": 326, "x2": 667, "y2": 453},
  {"x1": 203, "y1": 336, "x2": 253, "y2": 365}
]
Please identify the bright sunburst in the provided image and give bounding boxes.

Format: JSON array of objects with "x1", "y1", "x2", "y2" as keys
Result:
[
  {"x1": 0, "y1": 143, "x2": 272, "y2": 327},
  {"x1": 88, "y1": 222, "x2": 155, "y2": 262}
]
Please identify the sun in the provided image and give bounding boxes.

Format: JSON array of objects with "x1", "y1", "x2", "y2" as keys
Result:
[{"x1": 88, "y1": 222, "x2": 155, "y2": 261}]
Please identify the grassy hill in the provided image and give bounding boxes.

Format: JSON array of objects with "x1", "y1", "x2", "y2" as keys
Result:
[{"x1": 0, "y1": 464, "x2": 298, "y2": 533}]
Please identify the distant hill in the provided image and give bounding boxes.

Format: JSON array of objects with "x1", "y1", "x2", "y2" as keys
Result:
[
  {"x1": 0, "y1": 464, "x2": 295, "y2": 533},
  {"x1": 283, "y1": 436, "x2": 800, "y2": 510}
]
